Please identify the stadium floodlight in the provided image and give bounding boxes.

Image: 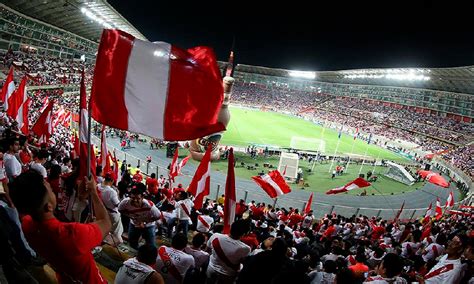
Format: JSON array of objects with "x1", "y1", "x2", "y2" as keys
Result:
[
  {"x1": 81, "y1": 6, "x2": 115, "y2": 30},
  {"x1": 289, "y1": 70, "x2": 316, "y2": 79}
]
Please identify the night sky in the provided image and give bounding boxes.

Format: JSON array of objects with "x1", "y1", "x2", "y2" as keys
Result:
[{"x1": 108, "y1": 0, "x2": 474, "y2": 71}]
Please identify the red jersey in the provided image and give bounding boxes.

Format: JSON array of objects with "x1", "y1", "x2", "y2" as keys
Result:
[
  {"x1": 288, "y1": 214, "x2": 303, "y2": 227},
  {"x1": 146, "y1": 177, "x2": 158, "y2": 195},
  {"x1": 19, "y1": 150, "x2": 31, "y2": 164},
  {"x1": 133, "y1": 172, "x2": 143, "y2": 183},
  {"x1": 21, "y1": 216, "x2": 106, "y2": 284}
]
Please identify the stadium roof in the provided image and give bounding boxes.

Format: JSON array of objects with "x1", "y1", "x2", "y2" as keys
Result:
[
  {"x1": 236, "y1": 64, "x2": 474, "y2": 95},
  {"x1": 2, "y1": 0, "x2": 147, "y2": 42}
]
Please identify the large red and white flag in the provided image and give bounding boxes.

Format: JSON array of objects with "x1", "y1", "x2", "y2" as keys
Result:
[
  {"x1": 304, "y1": 192, "x2": 314, "y2": 214},
  {"x1": 6, "y1": 76, "x2": 27, "y2": 120},
  {"x1": 17, "y1": 97, "x2": 30, "y2": 136},
  {"x1": 445, "y1": 191, "x2": 454, "y2": 208},
  {"x1": 32, "y1": 100, "x2": 54, "y2": 142},
  {"x1": 326, "y1": 177, "x2": 371, "y2": 195},
  {"x1": 78, "y1": 71, "x2": 94, "y2": 179},
  {"x1": 435, "y1": 198, "x2": 442, "y2": 220},
  {"x1": 223, "y1": 148, "x2": 236, "y2": 234},
  {"x1": 187, "y1": 147, "x2": 212, "y2": 210},
  {"x1": 90, "y1": 29, "x2": 225, "y2": 141},
  {"x1": 1, "y1": 67, "x2": 15, "y2": 111},
  {"x1": 252, "y1": 170, "x2": 291, "y2": 199},
  {"x1": 39, "y1": 96, "x2": 50, "y2": 113},
  {"x1": 423, "y1": 202, "x2": 432, "y2": 224},
  {"x1": 169, "y1": 148, "x2": 190, "y2": 182}
]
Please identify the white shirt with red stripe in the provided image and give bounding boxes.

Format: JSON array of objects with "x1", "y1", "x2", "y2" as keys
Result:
[
  {"x1": 175, "y1": 199, "x2": 194, "y2": 221},
  {"x1": 156, "y1": 246, "x2": 194, "y2": 284},
  {"x1": 196, "y1": 214, "x2": 214, "y2": 233},
  {"x1": 207, "y1": 233, "x2": 250, "y2": 277},
  {"x1": 401, "y1": 241, "x2": 420, "y2": 258},
  {"x1": 184, "y1": 246, "x2": 210, "y2": 270},
  {"x1": 118, "y1": 198, "x2": 161, "y2": 227},
  {"x1": 422, "y1": 243, "x2": 445, "y2": 263},
  {"x1": 4, "y1": 153, "x2": 22, "y2": 180},
  {"x1": 363, "y1": 275, "x2": 407, "y2": 283},
  {"x1": 424, "y1": 255, "x2": 464, "y2": 284}
]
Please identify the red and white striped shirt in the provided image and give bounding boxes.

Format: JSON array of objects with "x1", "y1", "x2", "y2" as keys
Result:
[{"x1": 118, "y1": 198, "x2": 161, "y2": 227}]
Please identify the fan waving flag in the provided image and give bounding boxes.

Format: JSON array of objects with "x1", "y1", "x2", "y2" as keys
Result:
[
  {"x1": 90, "y1": 29, "x2": 225, "y2": 141},
  {"x1": 223, "y1": 148, "x2": 236, "y2": 234},
  {"x1": 423, "y1": 202, "x2": 432, "y2": 224},
  {"x1": 32, "y1": 100, "x2": 54, "y2": 142},
  {"x1": 7, "y1": 76, "x2": 27, "y2": 120},
  {"x1": 78, "y1": 71, "x2": 95, "y2": 179},
  {"x1": 326, "y1": 177, "x2": 371, "y2": 195},
  {"x1": 252, "y1": 170, "x2": 291, "y2": 199},
  {"x1": 304, "y1": 193, "x2": 314, "y2": 214},
  {"x1": 169, "y1": 148, "x2": 190, "y2": 182},
  {"x1": 445, "y1": 191, "x2": 454, "y2": 208},
  {"x1": 1, "y1": 67, "x2": 15, "y2": 111},
  {"x1": 187, "y1": 146, "x2": 212, "y2": 209}
]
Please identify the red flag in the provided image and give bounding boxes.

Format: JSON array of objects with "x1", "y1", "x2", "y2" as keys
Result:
[
  {"x1": 304, "y1": 193, "x2": 314, "y2": 214},
  {"x1": 112, "y1": 150, "x2": 119, "y2": 186},
  {"x1": 71, "y1": 131, "x2": 79, "y2": 159},
  {"x1": 252, "y1": 170, "x2": 291, "y2": 199},
  {"x1": 7, "y1": 76, "x2": 27, "y2": 120},
  {"x1": 223, "y1": 148, "x2": 236, "y2": 234},
  {"x1": 103, "y1": 151, "x2": 113, "y2": 178},
  {"x1": 187, "y1": 147, "x2": 212, "y2": 209},
  {"x1": 18, "y1": 97, "x2": 30, "y2": 136},
  {"x1": 1, "y1": 67, "x2": 15, "y2": 111},
  {"x1": 100, "y1": 126, "x2": 108, "y2": 168},
  {"x1": 445, "y1": 191, "x2": 454, "y2": 208},
  {"x1": 423, "y1": 202, "x2": 432, "y2": 224},
  {"x1": 90, "y1": 29, "x2": 225, "y2": 141},
  {"x1": 417, "y1": 170, "x2": 449, "y2": 188},
  {"x1": 32, "y1": 100, "x2": 54, "y2": 143},
  {"x1": 169, "y1": 148, "x2": 190, "y2": 182},
  {"x1": 39, "y1": 96, "x2": 50, "y2": 113},
  {"x1": 282, "y1": 165, "x2": 287, "y2": 176},
  {"x1": 78, "y1": 71, "x2": 93, "y2": 179},
  {"x1": 326, "y1": 177, "x2": 371, "y2": 195},
  {"x1": 394, "y1": 201, "x2": 405, "y2": 222},
  {"x1": 435, "y1": 198, "x2": 442, "y2": 220}
]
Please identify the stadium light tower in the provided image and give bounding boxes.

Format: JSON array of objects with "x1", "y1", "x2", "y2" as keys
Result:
[{"x1": 288, "y1": 70, "x2": 316, "y2": 79}]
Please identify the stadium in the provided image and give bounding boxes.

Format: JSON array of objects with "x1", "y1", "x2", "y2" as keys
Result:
[{"x1": 0, "y1": 1, "x2": 472, "y2": 283}]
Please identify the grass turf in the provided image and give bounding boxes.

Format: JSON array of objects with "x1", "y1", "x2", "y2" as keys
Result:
[{"x1": 221, "y1": 106, "x2": 407, "y2": 163}]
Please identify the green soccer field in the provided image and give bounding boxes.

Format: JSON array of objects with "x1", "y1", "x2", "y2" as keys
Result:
[{"x1": 221, "y1": 106, "x2": 407, "y2": 162}]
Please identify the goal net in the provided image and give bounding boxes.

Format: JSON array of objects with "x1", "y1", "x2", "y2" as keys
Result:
[
  {"x1": 289, "y1": 136, "x2": 326, "y2": 152},
  {"x1": 278, "y1": 152, "x2": 299, "y2": 179}
]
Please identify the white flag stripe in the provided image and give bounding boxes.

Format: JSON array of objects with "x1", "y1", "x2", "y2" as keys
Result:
[
  {"x1": 125, "y1": 40, "x2": 170, "y2": 138},
  {"x1": 262, "y1": 174, "x2": 285, "y2": 196},
  {"x1": 195, "y1": 162, "x2": 211, "y2": 196}
]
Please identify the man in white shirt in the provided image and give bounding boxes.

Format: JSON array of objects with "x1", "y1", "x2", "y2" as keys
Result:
[
  {"x1": 184, "y1": 233, "x2": 210, "y2": 271},
  {"x1": 3, "y1": 138, "x2": 22, "y2": 181},
  {"x1": 30, "y1": 150, "x2": 49, "y2": 179},
  {"x1": 364, "y1": 253, "x2": 407, "y2": 284},
  {"x1": 196, "y1": 209, "x2": 214, "y2": 234},
  {"x1": 423, "y1": 234, "x2": 468, "y2": 284},
  {"x1": 175, "y1": 191, "x2": 194, "y2": 237},
  {"x1": 118, "y1": 183, "x2": 161, "y2": 249},
  {"x1": 301, "y1": 210, "x2": 314, "y2": 229},
  {"x1": 156, "y1": 233, "x2": 195, "y2": 284},
  {"x1": 206, "y1": 219, "x2": 251, "y2": 284},
  {"x1": 101, "y1": 173, "x2": 123, "y2": 244},
  {"x1": 422, "y1": 234, "x2": 447, "y2": 263}
]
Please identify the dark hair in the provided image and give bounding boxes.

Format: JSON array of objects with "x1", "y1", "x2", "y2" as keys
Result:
[
  {"x1": 230, "y1": 219, "x2": 251, "y2": 238},
  {"x1": 324, "y1": 260, "x2": 337, "y2": 274},
  {"x1": 36, "y1": 150, "x2": 49, "y2": 160},
  {"x1": 172, "y1": 233, "x2": 188, "y2": 250},
  {"x1": 48, "y1": 164, "x2": 62, "y2": 180},
  {"x1": 382, "y1": 253, "x2": 403, "y2": 278},
  {"x1": 137, "y1": 244, "x2": 157, "y2": 265},
  {"x1": 271, "y1": 237, "x2": 288, "y2": 257},
  {"x1": 335, "y1": 267, "x2": 355, "y2": 283},
  {"x1": 62, "y1": 157, "x2": 71, "y2": 164},
  {"x1": 192, "y1": 233, "x2": 206, "y2": 248},
  {"x1": 150, "y1": 173, "x2": 156, "y2": 178},
  {"x1": 10, "y1": 170, "x2": 48, "y2": 218},
  {"x1": 130, "y1": 182, "x2": 146, "y2": 195},
  {"x1": 355, "y1": 252, "x2": 366, "y2": 263}
]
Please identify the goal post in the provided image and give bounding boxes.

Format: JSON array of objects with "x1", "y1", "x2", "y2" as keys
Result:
[
  {"x1": 278, "y1": 152, "x2": 299, "y2": 179},
  {"x1": 289, "y1": 136, "x2": 326, "y2": 152}
]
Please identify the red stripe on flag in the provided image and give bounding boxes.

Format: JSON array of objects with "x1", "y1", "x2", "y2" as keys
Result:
[
  {"x1": 91, "y1": 29, "x2": 133, "y2": 131},
  {"x1": 223, "y1": 148, "x2": 236, "y2": 234}
]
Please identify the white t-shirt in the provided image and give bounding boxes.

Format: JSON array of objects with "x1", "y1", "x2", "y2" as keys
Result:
[
  {"x1": 156, "y1": 246, "x2": 195, "y2": 284},
  {"x1": 101, "y1": 185, "x2": 120, "y2": 213},
  {"x1": 184, "y1": 246, "x2": 210, "y2": 270},
  {"x1": 207, "y1": 233, "x2": 250, "y2": 277},
  {"x1": 30, "y1": 162, "x2": 47, "y2": 178},
  {"x1": 401, "y1": 241, "x2": 421, "y2": 258},
  {"x1": 196, "y1": 214, "x2": 214, "y2": 233},
  {"x1": 176, "y1": 199, "x2": 194, "y2": 221},
  {"x1": 4, "y1": 152, "x2": 22, "y2": 179},
  {"x1": 118, "y1": 198, "x2": 161, "y2": 227},
  {"x1": 301, "y1": 215, "x2": 314, "y2": 229},
  {"x1": 424, "y1": 255, "x2": 465, "y2": 284},
  {"x1": 363, "y1": 275, "x2": 407, "y2": 284},
  {"x1": 0, "y1": 160, "x2": 7, "y2": 183},
  {"x1": 423, "y1": 243, "x2": 445, "y2": 263}
]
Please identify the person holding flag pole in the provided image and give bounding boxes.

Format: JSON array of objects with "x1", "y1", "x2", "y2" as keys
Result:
[
  {"x1": 328, "y1": 124, "x2": 343, "y2": 173},
  {"x1": 358, "y1": 133, "x2": 372, "y2": 175}
]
